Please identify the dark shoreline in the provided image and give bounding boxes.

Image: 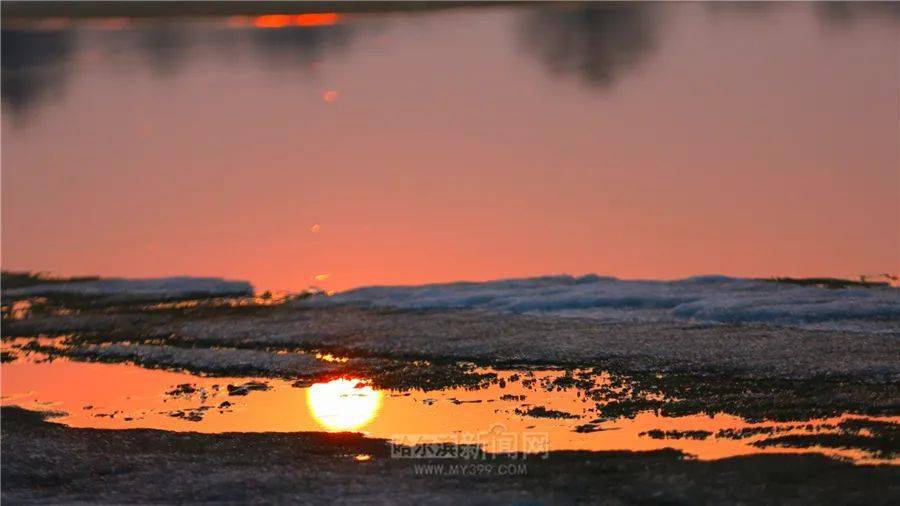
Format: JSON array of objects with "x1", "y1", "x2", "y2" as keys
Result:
[
  {"x1": 3, "y1": 406, "x2": 898, "y2": 505},
  {"x1": 1, "y1": 1, "x2": 522, "y2": 21}
]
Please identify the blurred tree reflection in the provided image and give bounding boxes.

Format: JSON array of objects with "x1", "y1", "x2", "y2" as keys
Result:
[
  {"x1": 1, "y1": 28, "x2": 75, "y2": 117},
  {"x1": 517, "y1": 3, "x2": 659, "y2": 89}
]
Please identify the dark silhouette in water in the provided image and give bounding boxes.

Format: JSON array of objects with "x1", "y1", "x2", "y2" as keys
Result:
[
  {"x1": 517, "y1": 3, "x2": 659, "y2": 89},
  {"x1": 134, "y1": 24, "x2": 193, "y2": 77},
  {"x1": 1, "y1": 28, "x2": 75, "y2": 118},
  {"x1": 3, "y1": 2, "x2": 897, "y2": 117},
  {"x1": 0, "y1": 19, "x2": 354, "y2": 119},
  {"x1": 815, "y1": 1, "x2": 900, "y2": 28},
  {"x1": 248, "y1": 24, "x2": 354, "y2": 70}
]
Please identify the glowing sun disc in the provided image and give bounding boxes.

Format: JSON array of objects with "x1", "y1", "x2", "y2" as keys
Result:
[{"x1": 306, "y1": 379, "x2": 383, "y2": 431}]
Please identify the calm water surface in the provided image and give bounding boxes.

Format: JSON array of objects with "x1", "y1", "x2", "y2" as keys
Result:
[
  {"x1": 3, "y1": 343, "x2": 896, "y2": 464},
  {"x1": 2, "y1": 3, "x2": 898, "y2": 291}
]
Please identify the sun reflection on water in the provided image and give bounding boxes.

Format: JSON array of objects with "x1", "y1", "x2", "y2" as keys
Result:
[{"x1": 305, "y1": 379, "x2": 383, "y2": 431}]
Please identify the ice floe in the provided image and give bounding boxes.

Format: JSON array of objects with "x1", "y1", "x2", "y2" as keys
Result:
[
  {"x1": 4, "y1": 276, "x2": 253, "y2": 301},
  {"x1": 323, "y1": 275, "x2": 900, "y2": 332}
]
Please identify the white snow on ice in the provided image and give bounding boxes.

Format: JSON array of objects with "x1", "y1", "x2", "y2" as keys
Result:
[{"x1": 324, "y1": 275, "x2": 900, "y2": 332}]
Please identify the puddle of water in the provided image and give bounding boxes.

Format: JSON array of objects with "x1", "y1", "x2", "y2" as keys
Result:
[{"x1": 1, "y1": 341, "x2": 896, "y2": 464}]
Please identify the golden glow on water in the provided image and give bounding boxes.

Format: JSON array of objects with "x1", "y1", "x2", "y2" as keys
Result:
[
  {"x1": 250, "y1": 13, "x2": 340, "y2": 29},
  {"x1": 306, "y1": 379, "x2": 383, "y2": 431},
  {"x1": 2, "y1": 349, "x2": 896, "y2": 465}
]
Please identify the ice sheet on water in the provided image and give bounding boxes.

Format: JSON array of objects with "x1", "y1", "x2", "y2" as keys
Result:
[
  {"x1": 324, "y1": 275, "x2": 900, "y2": 332},
  {"x1": 4, "y1": 277, "x2": 253, "y2": 300}
]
